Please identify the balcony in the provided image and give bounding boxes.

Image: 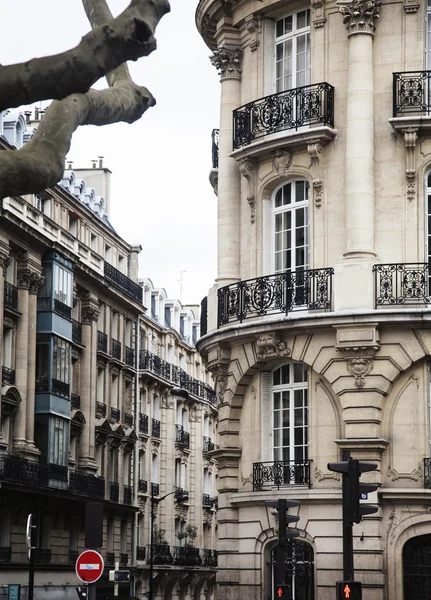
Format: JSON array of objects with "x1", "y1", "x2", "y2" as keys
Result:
[
  {"x1": 136, "y1": 546, "x2": 146, "y2": 561},
  {"x1": 106, "y1": 552, "x2": 115, "y2": 566},
  {"x1": 150, "y1": 544, "x2": 173, "y2": 565},
  {"x1": 173, "y1": 546, "x2": 202, "y2": 567},
  {"x1": 34, "y1": 549, "x2": 51, "y2": 564},
  {"x1": 53, "y1": 299, "x2": 72, "y2": 320},
  {"x1": 233, "y1": 82, "x2": 334, "y2": 150},
  {"x1": 203, "y1": 437, "x2": 214, "y2": 454},
  {"x1": 123, "y1": 412, "x2": 133, "y2": 427},
  {"x1": 139, "y1": 350, "x2": 171, "y2": 379},
  {"x1": 125, "y1": 346, "x2": 135, "y2": 367},
  {"x1": 2, "y1": 366, "x2": 15, "y2": 385},
  {"x1": 138, "y1": 479, "x2": 148, "y2": 494},
  {"x1": 69, "y1": 470, "x2": 105, "y2": 499},
  {"x1": 139, "y1": 413, "x2": 148, "y2": 434},
  {"x1": 120, "y1": 553, "x2": 128, "y2": 566},
  {"x1": 71, "y1": 394, "x2": 81, "y2": 409},
  {"x1": 218, "y1": 268, "x2": 334, "y2": 327},
  {"x1": 393, "y1": 71, "x2": 431, "y2": 117},
  {"x1": 104, "y1": 262, "x2": 143, "y2": 304},
  {"x1": 202, "y1": 493, "x2": 213, "y2": 508},
  {"x1": 49, "y1": 463, "x2": 68, "y2": 482},
  {"x1": 200, "y1": 296, "x2": 207, "y2": 336},
  {"x1": 4, "y1": 281, "x2": 18, "y2": 311},
  {"x1": 72, "y1": 319, "x2": 82, "y2": 345},
  {"x1": 36, "y1": 377, "x2": 70, "y2": 398},
  {"x1": 152, "y1": 418, "x2": 161, "y2": 438},
  {"x1": 112, "y1": 338, "x2": 122, "y2": 361},
  {"x1": 174, "y1": 487, "x2": 189, "y2": 501},
  {"x1": 202, "y1": 549, "x2": 217, "y2": 567},
  {"x1": 253, "y1": 460, "x2": 311, "y2": 491},
  {"x1": 97, "y1": 330, "x2": 108, "y2": 353},
  {"x1": 374, "y1": 263, "x2": 431, "y2": 307},
  {"x1": 96, "y1": 401, "x2": 107, "y2": 417},
  {"x1": 123, "y1": 484, "x2": 133, "y2": 505},
  {"x1": 110, "y1": 407, "x2": 120, "y2": 422},
  {"x1": 110, "y1": 481, "x2": 119, "y2": 503},
  {"x1": 151, "y1": 482, "x2": 159, "y2": 497},
  {"x1": 175, "y1": 425, "x2": 190, "y2": 448},
  {"x1": 0, "y1": 456, "x2": 49, "y2": 487},
  {"x1": 0, "y1": 547, "x2": 11, "y2": 563},
  {"x1": 211, "y1": 128, "x2": 219, "y2": 169}
]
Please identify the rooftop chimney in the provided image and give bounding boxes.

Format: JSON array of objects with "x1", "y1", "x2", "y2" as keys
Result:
[{"x1": 98, "y1": 156, "x2": 104, "y2": 168}]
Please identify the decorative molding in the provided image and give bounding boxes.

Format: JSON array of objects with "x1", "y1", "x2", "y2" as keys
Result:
[
  {"x1": 311, "y1": 0, "x2": 327, "y2": 27},
  {"x1": 161, "y1": 394, "x2": 174, "y2": 410},
  {"x1": 175, "y1": 504, "x2": 189, "y2": 522},
  {"x1": 239, "y1": 157, "x2": 257, "y2": 224},
  {"x1": 256, "y1": 332, "x2": 291, "y2": 361},
  {"x1": 203, "y1": 510, "x2": 213, "y2": 527},
  {"x1": 210, "y1": 47, "x2": 243, "y2": 80},
  {"x1": 189, "y1": 404, "x2": 202, "y2": 422},
  {"x1": 313, "y1": 179, "x2": 323, "y2": 209},
  {"x1": 151, "y1": 441, "x2": 160, "y2": 456},
  {"x1": 403, "y1": 0, "x2": 419, "y2": 12},
  {"x1": 388, "y1": 508, "x2": 399, "y2": 546},
  {"x1": 308, "y1": 141, "x2": 324, "y2": 207},
  {"x1": 337, "y1": 0, "x2": 382, "y2": 36},
  {"x1": 272, "y1": 148, "x2": 293, "y2": 177},
  {"x1": 209, "y1": 170, "x2": 218, "y2": 196},
  {"x1": 16, "y1": 267, "x2": 32, "y2": 290},
  {"x1": 81, "y1": 306, "x2": 100, "y2": 323},
  {"x1": 245, "y1": 14, "x2": 261, "y2": 51},
  {"x1": 337, "y1": 345, "x2": 379, "y2": 388},
  {"x1": 402, "y1": 128, "x2": 418, "y2": 202},
  {"x1": 208, "y1": 363, "x2": 229, "y2": 405},
  {"x1": 409, "y1": 373, "x2": 420, "y2": 389},
  {"x1": 28, "y1": 273, "x2": 44, "y2": 295},
  {"x1": 387, "y1": 462, "x2": 423, "y2": 482}
]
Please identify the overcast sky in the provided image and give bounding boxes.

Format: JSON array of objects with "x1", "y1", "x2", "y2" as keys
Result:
[{"x1": 1, "y1": 0, "x2": 220, "y2": 306}]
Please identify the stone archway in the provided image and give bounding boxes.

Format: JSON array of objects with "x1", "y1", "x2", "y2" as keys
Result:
[{"x1": 403, "y1": 534, "x2": 431, "y2": 600}]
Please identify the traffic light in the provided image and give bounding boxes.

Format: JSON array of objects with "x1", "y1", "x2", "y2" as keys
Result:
[
  {"x1": 327, "y1": 458, "x2": 378, "y2": 525},
  {"x1": 336, "y1": 580, "x2": 362, "y2": 600},
  {"x1": 274, "y1": 584, "x2": 291, "y2": 600},
  {"x1": 265, "y1": 498, "x2": 300, "y2": 587}
]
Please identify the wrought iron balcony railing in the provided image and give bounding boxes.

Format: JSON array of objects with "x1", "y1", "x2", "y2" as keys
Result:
[
  {"x1": 123, "y1": 412, "x2": 133, "y2": 427},
  {"x1": 112, "y1": 338, "x2": 122, "y2": 361},
  {"x1": 139, "y1": 350, "x2": 171, "y2": 379},
  {"x1": 110, "y1": 481, "x2": 119, "y2": 503},
  {"x1": 104, "y1": 261, "x2": 143, "y2": 304},
  {"x1": 393, "y1": 71, "x2": 431, "y2": 117},
  {"x1": 233, "y1": 82, "x2": 334, "y2": 150},
  {"x1": 200, "y1": 296, "x2": 207, "y2": 336},
  {"x1": 34, "y1": 549, "x2": 51, "y2": 564},
  {"x1": 152, "y1": 418, "x2": 161, "y2": 438},
  {"x1": 203, "y1": 437, "x2": 215, "y2": 454},
  {"x1": 106, "y1": 552, "x2": 115, "y2": 566},
  {"x1": 123, "y1": 484, "x2": 133, "y2": 505},
  {"x1": 125, "y1": 346, "x2": 135, "y2": 367},
  {"x1": 136, "y1": 546, "x2": 146, "y2": 560},
  {"x1": 69, "y1": 470, "x2": 105, "y2": 499},
  {"x1": 175, "y1": 425, "x2": 190, "y2": 448},
  {"x1": 0, "y1": 456, "x2": 49, "y2": 487},
  {"x1": 97, "y1": 330, "x2": 108, "y2": 353},
  {"x1": 2, "y1": 366, "x2": 15, "y2": 385},
  {"x1": 110, "y1": 407, "x2": 120, "y2": 422},
  {"x1": 36, "y1": 377, "x2": 70, "y2": 398},
  {"x1": 0, "y1": 547, "x2": 11, "y2": 563},
  {"x1": 150, "y1": 544, "x2": 173, "y2": 565},
  {"x1": 71, "y1": 394, "x2": 80, "y2": 409},
  {"x1": 253, "y1": 460, "x2": 311, "y2": 490},
  {"x1": 173, "y1": 546, "x2": 202, "y2": 567},
  {"x1": 69, "y1": 550, "x2": 79, "y2": 564},
  {"x1": 424, "y1": 458, "x2": 431, "y2": 488},
  {"x1": 211, "y1": 128, "x2": 219, "y2": 169},
  {"x1": 218, "y1": 268, "x2": 334, "y2": 326},
  {"x1": 96, "y1": 401, "x2": 107, "y2": 417},
  {"x1": 4, "y1": 281, "x2": 18, "y2": 311},
  {"x1": 151, "y1": 482, "x2": 159, "y2": 497},
  {"x1": 138, "y1": 479, "x2": 148, "y2": 494},
  {"x1": 49, "y1": 463, "x2": 68, "y2": 481},
  {"x1": 139, "y1": 413, "x2": 148, "y2": 434},
  {"x1": 374, "y1": 263, "x2": 431, "y2": 306},
  {"x1": 53, "y1": 299, "x2": 72, "y2": 320},
  {"x1": 120, "y1": 553, "x2": 128, "y2": 566},
  {"x1": 202, "y1": 493, "x2": 213, "y2": 508},
  {"x1": 202, "y1": 549, "x2": 218, "y2": 567},
  {"x1": 72, "y1": 319, "x2": 82, "y2": 345},
  {"x1": 174, "y1": 487, "x2": 189, "y2": 501}
]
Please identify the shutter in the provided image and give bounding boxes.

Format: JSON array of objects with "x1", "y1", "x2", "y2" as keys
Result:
[
  {"x1": 261, "y1": 371, "x2": 272, "y2": 462},
  {"x1": 262, "y1": 198, "x2": 272, "y2": 275},
  {"x1": 263, "y1": 18, "x2": 276, "y2": 96}
]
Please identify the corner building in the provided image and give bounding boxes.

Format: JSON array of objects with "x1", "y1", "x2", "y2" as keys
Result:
[{"x1": 196, "y1": 2, "x2": 431, "y2": 600}]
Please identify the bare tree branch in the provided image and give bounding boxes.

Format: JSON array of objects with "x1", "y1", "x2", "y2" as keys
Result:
[{"x1": 0, "y1": 0, "x2": 169, "y2": 111}]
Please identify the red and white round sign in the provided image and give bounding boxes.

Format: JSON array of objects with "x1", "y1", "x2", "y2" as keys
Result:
[{"x1": 75, "y1": 550, "x2": 104, "y2": 584}]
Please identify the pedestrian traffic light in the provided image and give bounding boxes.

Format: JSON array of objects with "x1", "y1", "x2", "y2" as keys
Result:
[
  {"x1": 328, "y1": 458, "x2": 378, "y2": 525},
  {"x1": 274, "y1": 584, "x2": 291, "y2": 600},
  {"x1": 265, "y1": 498, "x2": 300, "y2": 588},
  {"x1": 336, "y1": 580, "x2": 362, "y2": 600}
]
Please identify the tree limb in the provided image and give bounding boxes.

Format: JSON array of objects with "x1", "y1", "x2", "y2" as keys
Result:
[{"x1": 0, "y1": 0, "x2": 170, "y2": 111}]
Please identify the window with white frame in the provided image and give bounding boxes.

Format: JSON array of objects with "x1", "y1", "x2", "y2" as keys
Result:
[
  {"x1": 275, "y1": 10, "x2": 310, "y2": 93},
  {"x1": 273, "y1": 180, "x2": 309, "y2": 274},
  {"x1": 272, "y1": 362, "x2": 308, "y2": 466}
]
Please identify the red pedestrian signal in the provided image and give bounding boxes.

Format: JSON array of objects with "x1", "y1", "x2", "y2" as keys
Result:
[
  {"x1": 274, "y1": 584, "x2": 290, "y2": 600},
  {"x1": 336, "y1": 581, "x2": 362, "y2": 600}
]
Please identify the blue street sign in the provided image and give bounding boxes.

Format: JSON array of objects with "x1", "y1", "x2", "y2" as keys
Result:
[
  {"x1": 8, "y1": 584, "x2": 20, "y2": 600},
  {"x1": 360, "y1": 493, "x2": 368, "y2": 500}
]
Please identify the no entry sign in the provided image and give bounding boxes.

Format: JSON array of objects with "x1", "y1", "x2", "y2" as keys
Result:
[{"x1": 75, "y1": 550, "x2": 104, "y2": 584}]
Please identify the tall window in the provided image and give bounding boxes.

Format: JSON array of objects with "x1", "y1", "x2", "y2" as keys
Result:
[
  {"x1": 274, "y1": 181, "x2": 309, "y2": 273},
  {"x1": 427, "y1": 1, "x2": 431, "y2": 69},
  {"x1": 272, "y1": 363, "x2": 308, "y2": 465},
  {"x1": 276, "y1": 10, "x2": 310, "y2": 93}
]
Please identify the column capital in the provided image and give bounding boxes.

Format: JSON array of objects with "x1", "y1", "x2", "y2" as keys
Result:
[
  {"x1": 16, "y1": 267, "x2": 32, "y2": 290},
  {"x1": 337, "y1": 0, "x2": 382, "y2": 36},
  {"x1": 29, "y1": 273, "x2": 44, "y2": 295},
  {"x1": 82, "y1": 305, "x2": 100, "y2": 324},
  {"x1": 210, "y1": 47, "x2": 243, "y2": 81}
]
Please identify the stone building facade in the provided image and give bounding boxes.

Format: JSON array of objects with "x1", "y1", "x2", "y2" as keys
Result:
[
  {"x1": 196, "y1": 2, "x2": 431, "y2": 600},
  {"x1": 0, "y1": 111, "x2": 217, "y2": 600}
]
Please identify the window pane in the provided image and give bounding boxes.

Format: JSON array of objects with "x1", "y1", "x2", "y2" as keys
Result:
[
  {"x1": 281, "y1": 365, "x2": 290, "y2": 384},
  {"x1": 273, "y1": 369, "x2": 281, "y2": 386},
  {"x1": 282, "y1": 390, "x2": 290, "y2": 409},
  {"x1": 282, "y1": 429, "x2": 290, "y2": 447},
  {"x1": 274, "y1": 391, "x2": 280, "y2": 409},
  {"x1": 274, "y1": 410, "x2": 281, "y2": 428},
  {"x1": 294, "y1": 363, "x2": 307, "y2": 382}
]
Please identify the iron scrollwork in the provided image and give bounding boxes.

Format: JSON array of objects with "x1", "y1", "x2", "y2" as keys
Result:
[
  {"x1": 374, "y1": 263, "x2": 431, "y2": 306},
  {"x1": 253, "y1": 460, "x2": 311, "y2": 490},
  {"x1": 393, "y1": 71, "x2": 431, "y2": 117}
]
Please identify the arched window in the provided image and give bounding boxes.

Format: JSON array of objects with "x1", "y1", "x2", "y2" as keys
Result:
[
  {"x1": 270, "y1": 540, "x2": 314, "y2": 600},
  {"x1": 403, "y1": 534, "x2": 431, "y2": 600},
  {"x1": 272, "y1": 362, "x2": 308, "y2": 481},
  {"x1": 275, "y1": 10, "x2": 310, "y2": 93},
  {"x1": 273, "y1": 180, "x2": 309, "y2": 274}
]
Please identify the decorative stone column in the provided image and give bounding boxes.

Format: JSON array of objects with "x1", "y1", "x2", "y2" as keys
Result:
[
  {"x1": 210, "y1": 46, "x2": 243, "y2": 287},
  {"x1": 335, "y1": 0, "x2": 382, "y2": 310},
  {"x1": 79, "y1": 296, "x2": 99, "y2": 472},
  {"x1": 26, "y1": 273, "x2": 44, "y2": 455}
]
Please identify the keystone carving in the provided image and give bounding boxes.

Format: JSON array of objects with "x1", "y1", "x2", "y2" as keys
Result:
[
  {"x1": 239, "y1": 158, "x2": 257, "y2": 224},
  {"x1": 256, "y1": 332, "x2": 291, "y2": 361},
  {"x1": 210, "y1": 47, "x2": 243, "y2": 80},
  {"x1": 245, "y1": 14, "x2": 261, "y2": 51},
  {"x1": 272, "y1": 149, "x2": 293, "y2": 177},
  {"x1": 209, "y1": 363, "x2": 229, "y2": 404},
  {"x1": 337, "y1": 345, "x2": 379, "y2": 388},
  {"x1": 337, "y1": 0, "x2": 382, "y2": 36}
]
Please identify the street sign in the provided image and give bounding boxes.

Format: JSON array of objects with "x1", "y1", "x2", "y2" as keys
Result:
[
  {"x1": 360, "y1": 493, "x2": 368, "y2": 500},
  {"x1": 8, "y1": 585, "x2": 20, "y2": 600},
  {"x1": 75, "y1": 550, "x2": 104, "y2": 584},
  {"x1": 109, "y1": 570, "x2": 130, "y2": 582},
  {"x1": 336, "y1": 581, "x2": 362, "y2": 600}
]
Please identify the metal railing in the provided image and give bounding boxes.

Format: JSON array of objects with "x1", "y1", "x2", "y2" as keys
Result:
[
  {"x1": 152, "y1": 418, "x2": 161, "y2": 438},
  {"x1": 393, "y1": 71, "x2": 431, "y2": 116},
  {"x1": 211, "y1": 128, "x2": 219, "y2": 169},
  {"x1": 253, "y1": 460, "x2": 312, "y2": 490},
  {"x1": 97, "y1": 330, "x2": 108, "y2": 353},
  {"x1": 69, "y1": 550, "x2": 79, "y2": 564},
  {"x1": 374, "y1": 263, "x2": 431, "y2": 306},
  {"x1": 138, "y1": 479, "x2": 148, "y2": 493},
  {"x1": 120, "y1": 553, "x2": 128, "y2": 566},
  {"x1": 175, "y1": 425, "x2": 190, "y2": 448},
  {"x1": 34, "y1": 549, "x2": 51, "y2": 564},
  {"x1": 202, "y1": 493, "x2": 213, "y2": 508},
  {"x1": 53, "y1": 299, "x2": 72, "y2": 320},
  {"x1": 49, "y1": 463, "x2": 68, "y2": 481},
  {"x1": 2, "y1": 366, "x2": 15, "y2": 385},
  {"x1": 125, "y1": 346, "x2": 135, "y2": 367},
  {"x1": 35, "y1": 377, "x2": 70, "y2": 398},
  {"x1": 123, "y1": 484, "x2": 133, "y2": 505},
  {"x1": 202, "y1": 549, "x2": 217, "y2": 567},
  {"x1": 112, "y1": 339, "x2": 121, "y2": 361},
  {"x1": 96, "y1": 401, "x2": 107, "y2": 417},
  {"x1": 174, "y1": 486, "x2": 188, "y2": 501},
  {"x1": 139, "y1": 413, "x2": 148, "y2": 434},
  {"x1": 233, "y1": 82, "x2": 334, "y2": 149},
  {"x1": 104, "y1": 262, "x2": 143, "y2": 304},
  {"x1": 150, "y1": 544, "x2": 173, "y2": 565},
  {"x1": 151, "y1": 482, "x2": 159, "y2": 497},
  {"x1": 110, "y1": 481, "x2": 119, "y2": 502},
  {"x1": 173, "y1": 546, "x2": 202, "y2": 566},
  {"x1": 136, "y1": 546, "x2": 146, "y2": 560},
  {"x1": 218, "y1": 268, "x2": 334, "y2": 327},
  {"x1": 106, "y1": 552, "x2": 115, "y2": 566},
  {"x1": 123, "y1": 412, "x2": 133, "y2": 427},
  {"x1": 71, "y1": 394, "x2": 81, "y2": 409},
  {"x1": 4, "y1": 281, "x2": 18, "y2": 311},
  {"x1": 69, "y1": 470, "x2": 105, "y2": 499},
  {"x1": 110, "y1": 407, "x2": 120, "y2": 422},
  {"x1": 203, "y1": 437, "x2": 214, "y2": 454},
  {"x1": 200, "y1": 296, "x2": 207, "y2": 336},
  {"x1": 72, "y1": 319, "x2": 82, "y2": 344}
]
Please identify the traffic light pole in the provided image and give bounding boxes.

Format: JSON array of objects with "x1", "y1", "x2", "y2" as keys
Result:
[
  {"x1": 276, "y1": 499, "x2": 286, "y2": 587},
  {"x1": 342, "y1": 473, "x2": 354, "y2": 582}
]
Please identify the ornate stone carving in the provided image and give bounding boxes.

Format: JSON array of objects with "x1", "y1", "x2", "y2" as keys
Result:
[
  {"x1": 151, "y1": 441, "x2": 160, "y2": 456},
  {"x1": 247, "y1": 197, "x2": 256, "y2": 224},
  {"x1": 28, "y1": 273, "x2": 44, "y2": 295},
  {"x1": 189, "y1": 404, "x2": 202, "y2": 422},
  {"x1": 256, "y1": 332, "x2": 291, "y2": 361},
  {"x1": 401, "y1": 128, "x2": 418, "y2": 202},
  {"x1": 175, "y1": 504, "x2": 189, "y2": 522},
  {"x1": 387, "y1": 462, "x2": 423, "y2": 482},
  {"x1": 16, "y1": 267, "x2": 32, "y2": 290},
  {"x1": 337, "y1": 0, "x2": 382, "y2": 36},
  {"x1": 210, "y1": 47, "x2": 243, "y2": 80},
  {"x1": 272, "y1": 149, "x2": 293, "y2": 177},
  {"x1": 388, "y1": 508, "x2": 399, "y2": 546},
  {"x1": 239, "y1": 158, "x2": 257, "y2": 224},
  {"x1": 81, "y1": 306, "x2": 100, "y2": 323},
  {"x1": 161, "y1": 394, "x2": 174, "y2": 410},
  {"x1": 209, "y1": 363, "x2": 229, "y2": 404},
  {"x1": 311, "y1": 0, "x2": 327, "y2": 27},
  {"x1": 209, "y1": 171, "x2": 218, "y2": 196},
  {"x1": 409, "y1": 373, "x2": 420, "y2": 389},
  {"x1": 308, "y1": 141, "x2": 324, "y2": 207},
  {"x1": 337, "y1": 345, "x2": 379, "y2": 388},
  {"x1": 245, "y1": 14, "x2": 261, "y2": 51},
  {"x1": 403, "y1": 0, "x2": 419, "y2": 12},
  {"x1": 203, "y1": 510, "x2": 213, "y2": 527},
  {"x1": 313, "y1": 179, "x2": 323, "y2": 208}
]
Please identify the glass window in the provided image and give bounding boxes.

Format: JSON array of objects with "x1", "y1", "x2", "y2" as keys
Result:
[
  {"x1": 49, "y1": 417, "x2": 68, "y2": 466},
  {"x1": 52, "y1": 337, "x2": 71, "y2": 384},
  {"x1": 275, "y1": 10, "x2": 310, "y2": 93}
]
